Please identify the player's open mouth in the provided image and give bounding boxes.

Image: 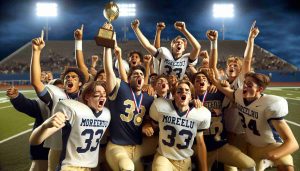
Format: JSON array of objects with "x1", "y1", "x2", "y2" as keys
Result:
[
  {"x1": 243, "y1": 89, "x2": 247, "y2": 94},
  {"x1": 177, "y1": 46, "x2": 181, "y2": 51},
  {"x1": 162, "y1": 84, "x2": 166, "y2": 89},
  {"x1": 99, "y1": 99, "x2": 105, "y2": 106},
  {"x1": 67, "y1": 82, "x2": 73, "y2": 88},
  {"x1": 137, "y1": 78, "x2": 142, "y2": 86},
  {"x1": 200, "y1": 82, "x2": 205, "y2": 86},
  {"x1": 181, "y1": 95, "x2": 186, "y2": 101},
  {"x1": 132, "y1": 61, "x2": 137, "y2": 65},
  {"x1": 229, "y1": 69, "x2": 234, "y2": 73}
]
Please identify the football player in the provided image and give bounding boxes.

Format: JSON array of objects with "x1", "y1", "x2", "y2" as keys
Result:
[
  {"x1": 31, "y1": 31, "x2": 85, "y2": 171},
  {"x1": 150, "y1": 80, "x2": 211, "y2": 171},
  {"x1": 131, "y1": 19, "x2": 200, "y2": 80},
  {"x1": 30, "y1": 81, "x2": 111, "y2": 171},
  {"x1": 193, "y1": 71, "x2": 256, "y2": 171},
  {"x1": 102, "y1": 23, "x2": 155, "y2": 171},
  {"x1": 210, "y1": 71, "x2": 299, "y2": 171}
]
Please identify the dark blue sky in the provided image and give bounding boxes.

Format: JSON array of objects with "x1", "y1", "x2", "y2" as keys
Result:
[{"x1": 1, "y1": 0, "x2": 300, "y2": 68}]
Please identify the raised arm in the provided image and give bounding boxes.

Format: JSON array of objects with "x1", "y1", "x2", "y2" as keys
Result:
[
  {"x1": 114, "y1": 45, "x2": 128, "y2": 83},
  {"x1": 206, "y1": 30, "x2": 220, "y2": 79},
  {"x1": 30, "y1": 31, "x2": 46, "y2": 94},
  {"x1": 208, "y1": 69, "x2": 234, "y2": 100},
  {"x1": 131, "y1": 19, "x2": 157, "y2": 56},
  {"x1": 29, "y1": 112, "x2": 66, "y2": 145},
  {"x1": 242, "y1": 21, "x2": 259, "y2": 74},
  {"x1": 174, "y1": 21, "x2": 200, "y2": 61},
  {"x1": 74, "y1": 24, "x2": 90, "y2": 82},
  {"x1": 153, "y1": 22, "x2": 165, "y2": 48},
  {"x1": 143, "y1": 55, "x2": 152, "y2": 85}
]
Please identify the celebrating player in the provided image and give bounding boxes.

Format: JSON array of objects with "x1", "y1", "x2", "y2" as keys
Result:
[
  {"x1": 30, "y1": 81, "x2": 111, "y2": 171},
  {"x1": 150, "y1": 80, "x2": 211, "y2": 171},
  {"x1": 210, "y1": 70, "x2": 299, "y2": 171},
  {"x1": 131, "y1": 19, "x2": 200, "y2": 79},
  {"x1": 102, "y1": 23, "x2": 155, "y2": 171}
]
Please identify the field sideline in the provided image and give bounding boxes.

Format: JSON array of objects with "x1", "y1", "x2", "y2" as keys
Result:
[{"x1": 0, "y1": 87, "x2": 299, "y2": 171}]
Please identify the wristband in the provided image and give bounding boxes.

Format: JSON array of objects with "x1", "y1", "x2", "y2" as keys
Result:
[
  {"x1": 75, "y1": 40, "x2": 82, "y2": 51},
  {"x1": 211, "y1": 40, "x2": 217, "y2": 49}
]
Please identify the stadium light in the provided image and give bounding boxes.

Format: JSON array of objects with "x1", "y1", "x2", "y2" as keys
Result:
[
  {"x1": 36, "y1": 2, "x2": 58, "y2": 41},
  {"x1": 213, "y1": 3, "x2": 234, "y2": 40},
  {"x1": 118, "y1": 3, "x2": 136, "y2": 41}
]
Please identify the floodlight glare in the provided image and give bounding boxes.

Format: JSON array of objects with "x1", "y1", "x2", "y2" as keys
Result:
[
  {"x1": 36, "y1": 2, "x2": 58, "y2": 17},
  {"x1": 119, "y1": 3, "x2": 136, "y2": 17},
  {"x1": 213, "y1": 4, "x2": 234, "y2": 18}
]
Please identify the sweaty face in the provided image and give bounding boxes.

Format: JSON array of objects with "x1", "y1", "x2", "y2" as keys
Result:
[
  {"x1": 242, "y1": 77, "x2": 261, "y2": 99},
  {"x1": 171, "y1": 39, "x2": 186, "y2": 58},
  {"x1": 194, "y1": 73, "x2": 209, "y2": 93},
  {"x1": 96, "y1": 73, "x2": 106, "y2": 82},
  {"x1": 174, "y1": 83, "x2": 192, "y2": 107},
  {"x1": 155, "y1": 77, "x2": 169, "y2": 94},
  {"x1": 129, "y1": 69, "x2": 144, "y2": 91},
  {"x1": 86, "y1": 85, "x2": 107, "y2": 112},
  {"x1": 63, "y1": 72, "x2": 81, "y2": 93},
  {"x1": 129, "y1": 53, "x2": 141, "y2": 67},
  {"x1": 226, "y1": 62, "x2": 241, "y2": 79}
]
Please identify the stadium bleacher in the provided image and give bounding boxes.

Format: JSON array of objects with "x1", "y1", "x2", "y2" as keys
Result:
[{"x1": 0, "y1": 40, "x2": 299, "y2": 82}]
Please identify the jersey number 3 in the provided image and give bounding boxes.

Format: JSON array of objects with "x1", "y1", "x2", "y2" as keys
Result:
[{"x1": 77, "y1": 129, "x2": 103, "y2": 153}]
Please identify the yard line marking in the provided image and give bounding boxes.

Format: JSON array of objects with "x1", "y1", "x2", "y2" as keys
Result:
[
  {"x1": 286, "y1": 94, "x2": 293, "y2": 95},
  {"x1": 286, "y1": 120, "x2": 300, "y2": 127},
  {"x1": 28, "y1": 123, "x2": 34, "y2": 126},
  {"x1": 0, "y1": 129, "x2": 31, "y2": 144},
  {"x1": 0, "y1": 105, "x2": 12, "y2": 110}
]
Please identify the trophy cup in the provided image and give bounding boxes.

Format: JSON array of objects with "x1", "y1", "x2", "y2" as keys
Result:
[{"x1": 95, "y1": 1, "x2": 119, "y2": 48}]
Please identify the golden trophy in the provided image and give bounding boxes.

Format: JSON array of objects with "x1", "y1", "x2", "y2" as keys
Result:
[{"x1": 95, "y1": 1, "x2": 119, "y2": 48}]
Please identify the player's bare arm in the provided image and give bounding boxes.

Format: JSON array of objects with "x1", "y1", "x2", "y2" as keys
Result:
[
  {"x1": 103, "y1": 23, "x2": 117, "y2": 94},
  {"x1": 131, "y1": 19, "x2": 157, "y2": 56},
  {"x1": 153, "y1": 22, "x2": 165, "y2": 48},
  {"x1": 30, "y1": 30, "x2": 46, "y2": 94},
  {"x1": 266, "y1": 119, "x2": 299, "y2": 161},
  {"x1": 242, "y1": 21, "x2": 259, "y2": 74},
  {"x1": 207, "y1": 30, "x2": 220, "y2": 79},
  {"x1": 115, "y1": 45, "x2": 128, "y2": 82},
  {"x1": 29, "y1": 112, "x2": 67, "y2": 145},
  {"x1": 196, "y1": 132, "x2": 208, "y2": 171},
  {"x1": 74, "y1": 24, "x2": 89, "y2": 82},
  {"x1": 209, "y1": 69, "x2": 234, "y2": 100},
  {"x1": 174, "y1": 21, "x2": 200, "y2": 61}
]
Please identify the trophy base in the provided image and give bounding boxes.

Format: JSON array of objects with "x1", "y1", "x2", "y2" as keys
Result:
[{"x1": 95, "y1": 37, "x2": 115, "y2": 48}]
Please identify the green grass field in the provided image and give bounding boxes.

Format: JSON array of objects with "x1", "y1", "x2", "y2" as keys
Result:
[{"x1": 0, "y1": 88, "x2": 299, "y2": 171}]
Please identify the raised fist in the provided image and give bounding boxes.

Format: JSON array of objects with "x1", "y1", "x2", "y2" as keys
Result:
[
  {"x1": 44, "y1": 112, "x2": 67, "y2": 129},
  {"x1": 6, "y1": 86, "x2": 19, "y2": 99},
  {"x1": 92, "y1": 55, "x2": 99, "y2": 63},
  {"x1": 206, "y1": 30, "x2": 218, "y2": 41},
  {"x1": 156, "y1": 22, "x2": 166, "y2": 31},
  {"x1": 32, "y1": 30, "x2": 45, "y2": 51},
  {"x1": 199, "y1": 50, "x2": 209, "y2": 59},
  {"x1": 131, "y1": 19, "x2": 140, "y2": 30},
  {"x1": 74, "y1": 24, "x2": 84, "y2": 40},
  {"x1": 249, "y1": 27, "x2": 259, "y2": 39},
  {"x1": 143, "y1": 55, "x2": 152, "y2": 64},
  {"x1": 114, "y1": 46, "x2": 122, "y2": 57},
  {"x1": 174, "y1": 21, "x2": 186, "y2": 32}
]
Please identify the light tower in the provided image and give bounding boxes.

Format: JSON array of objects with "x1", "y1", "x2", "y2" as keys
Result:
[
  {"x1": 36, "y1": 2, "x2": 58, "y2": 41},
  {"x1": 213, "y1": 3, "x2": 234, "y2": 40},
  {"x1": 118, "y1": 3, "x2": 136, "y2": 41}
]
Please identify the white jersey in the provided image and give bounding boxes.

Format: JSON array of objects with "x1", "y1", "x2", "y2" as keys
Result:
[
  {"x1": 150, "y1": 98, "x2": 211, "y2": 160},
  {"x1": 234, "y1": 89, "x2": 288, "y2": 147},
  {"x1": 53, "y1": 99, "x2": 111, "y2": 168},
  {"x1": 43, "y1": 85, "x2": 68, "y2": 150},
  {"x1": 223, "y1": 73, "x2": 245, "y2": 134},
  {"x1": 155, "y1": 47, "x2": 198, "y2": 79}
]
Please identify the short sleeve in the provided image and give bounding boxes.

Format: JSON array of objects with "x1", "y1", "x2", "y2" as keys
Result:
[
  {"x1": 197, "y1": 107, "x2": 211, "y2": 131},
  {"x1": 108, "y1": 78, "x2": 121, "y2": 101},
  {"x1": 149, "y1": 99, "x2": 160, "y2": 122},
  {"x1": 265, "y1": 97, "x2": 288, "y2": 119}
]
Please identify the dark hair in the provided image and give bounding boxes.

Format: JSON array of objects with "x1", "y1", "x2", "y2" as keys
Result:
[
  {"x1": 154, "y1": 74, "x2": 169, "y2": 85},
  {"x1": 128, "y1": 51, "x2": 143, "y2": 63},
  {"x1": 81, "y1": 81, "x2": 106, "y2": 105},
  {"x1": 245, "y1": 72, "x2": 270, "y2": 90},
  {"x1": 149, "y1": 73, "x2": 158, "y2": 78},
  {"x1": 94, "y1": 69, "x2": 105, "y2": 81},
  {"x1": 192, "y1": 71, "x2": 210, "y2": 84},
  {"x1": 49, "y1": 79, "x2": 63, "y2": 86},
  {"x1": 61, "y1": 67, "x2": 86, "y2": 87},
  {"x1": 128, "y1": 65, "x2": 146, "y2": 78},
  {"x1": 171, "y1": 36, "x2": 188, "y2": 49}
]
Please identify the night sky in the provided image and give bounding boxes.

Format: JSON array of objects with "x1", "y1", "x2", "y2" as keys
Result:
[{"x1": 0, "y1": 0, "x2": 300, "y2": 68}]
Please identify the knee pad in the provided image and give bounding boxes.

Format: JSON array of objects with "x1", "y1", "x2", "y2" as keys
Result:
[{"x1": 119, "y1": 158, "x2": 134, "y2": 171}]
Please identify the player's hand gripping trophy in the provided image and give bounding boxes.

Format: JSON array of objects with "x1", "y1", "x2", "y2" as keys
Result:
[{"x1": 95, "y1": 1, "x2": 119, "y2": 48}]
